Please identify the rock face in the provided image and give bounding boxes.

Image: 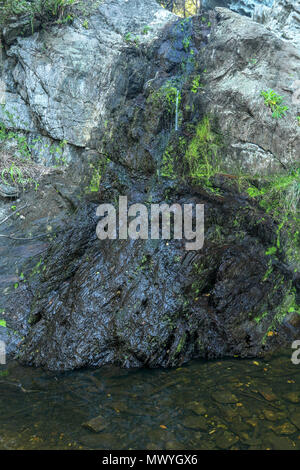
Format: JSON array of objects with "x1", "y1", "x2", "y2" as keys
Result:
[
  {"x1": 203, "y1": 0, "x2": 274, "y2": 17},
  {"x1": 0, "y1": 0, "x2": 299, "y2": 370},
  {"x1": 253, "y1": 0, "x2": 300, "y2": 46},
  {"x1": 1, "y1": 0, "x2": 175, "y2": 153},
  {"x1": 203, "y1": 6, "x2": 300, "y2": 174}
]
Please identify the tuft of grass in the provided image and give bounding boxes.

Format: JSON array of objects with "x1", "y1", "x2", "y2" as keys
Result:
[
  {"x1": 0, "y1": 0, "x2": 102, "y2": 31},
  {"x1": 183, "y1": 116, "x2": 222, "y2": 187},
  {"x1": 0, "y1": 151, "x2": 50, "y2": 191},
  {"x1": 0, "y1": 0, "x2": 75, "y2": 26},
  {"x1": 0, "y1": 106, "x2": 62, "y2": 192}
]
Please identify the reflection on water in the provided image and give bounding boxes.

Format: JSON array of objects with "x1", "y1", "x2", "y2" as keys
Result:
[{"x1": 0, "y1": 350, "x2": 299, "y2": 450}]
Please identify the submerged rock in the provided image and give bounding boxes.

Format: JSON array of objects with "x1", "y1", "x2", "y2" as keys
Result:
[
  {"x1": 182, "y1": 415, "x2": 209, "y2": 430},
  {"x1": 271, "y1": 422, "x2": 297, "y2": 435},
  {"x1": 212, "y1": 391, "x2": 239, "y2": 404},
  {"x1": 215, "y1": 430, "x2": 239, "y2": 449}
]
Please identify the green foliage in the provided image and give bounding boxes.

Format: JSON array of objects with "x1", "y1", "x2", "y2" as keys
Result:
[
  {"x1": 247, "y1": 168, "x2": 300, "y2": 263},
  {"x1": 150, "y1": 83, "x2": 181, "y2": 116},
  {"x1": 49, "y1": 138, "x2": 68, "y2": 166},
  {"x1": 247, "y1": 169, "x2": 300, "y2": 220},
  {"x1": 159, "y1": 135, "x2": 186, "y2": 179},
  {"x1": 254, "y1": 311, "x2": 268, "y2": 324},
  {"x1": 1, "y1": 162, "x2": 24, "y2": 185},
  {"x1": 124, "y1": 32, "x2": 132, "y2": 42},
  {"x1": 124, "y1": 31, "x2": 140, "y2": 45},
  {"x1": 0, "y1": 319, "x2": 6, "y2": 327},
  {"x1": 86, "y1": 156, "x2": 110, "y2": 193},
  {"x1": 164, "y1": 86, "x2": 181, "y2": 113},
  {"x1": 182, "y1": 36, "x2": 191, "y2": 52},
  {"x1": 0, "y1": 0, "x2": 76, "y2": 27},
  {"x1": 0, "y1": 106, "x2": 32, "y2": 159},
  {"x1": 261, "y1": 89, "x2": 289, "y2": 119},
  {"x1": 88, "y1": 164, "x2": 101, "y2": 192},
  {"x1": 191, "y1": 75, "x2": 203, "y2": 94},
  {"x1": 0, "y1": 106, "x2": 67, "y2": 192},
  {"x1": 161, "y1": 145, "x2": 175, "y2": 179},
  {"x1": 263, "y1": 289, "x2": 300, "y2": 343},
  {"x1": 175, "y1": 334, "x2": 186, "y2": 354},
  {"x1": 265, "y1": 246, "x2": 277, "y2": 256},
  {"x1": 142, "y1": 25, "x2": 150, "y2": 35},
  {"x1": 183, "y1": 116, "x2": 221, "y2": 187}
]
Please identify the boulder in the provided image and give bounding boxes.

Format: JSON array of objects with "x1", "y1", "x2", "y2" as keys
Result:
[{"x1": 0, "y1": 0, "x2": 299, "y2": 370}]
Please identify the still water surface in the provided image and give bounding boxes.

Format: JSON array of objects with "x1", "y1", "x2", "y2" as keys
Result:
[{"x1": 0, "y1": 350, "x2": 299, "y2": 450}]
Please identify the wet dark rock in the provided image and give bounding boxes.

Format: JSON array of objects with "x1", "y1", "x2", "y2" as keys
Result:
[
  {"x1": 0, "y1": 0, "x2": 299, "y2": 370},
  {"x1": 186, "y1": 401, "x2": 207, "y2": 415},
  {"x1": 1, "y1": 14, "x2": 41, "y2": 46}
]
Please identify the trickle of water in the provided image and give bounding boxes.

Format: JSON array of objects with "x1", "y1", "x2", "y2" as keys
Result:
[{"x1": 175, "y1": 89, "x2": 179, "y2": 132}]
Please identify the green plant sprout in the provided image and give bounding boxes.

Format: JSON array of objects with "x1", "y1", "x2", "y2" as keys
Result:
[
  {"x1": 261, "y1": 89, "x2": 289, "y2": 119},
  {"x1": 191, "y1": 75, "x2": 203, "y2": 93},
  {"x1": 1, "y1": 163, "x2": 24, "y2": 186},
  {"x1": 142, "y1": 25, "x2": 150, "y2": 35}
]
